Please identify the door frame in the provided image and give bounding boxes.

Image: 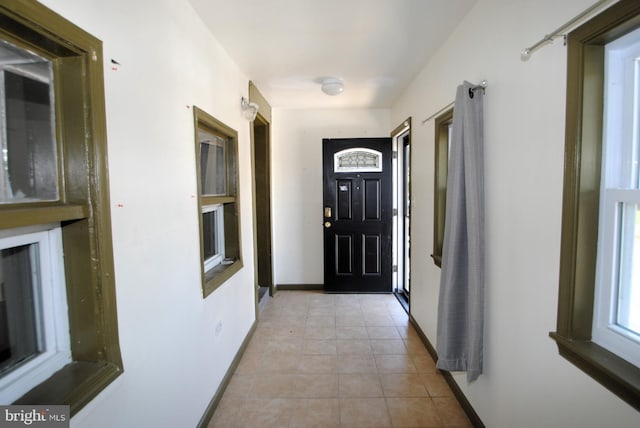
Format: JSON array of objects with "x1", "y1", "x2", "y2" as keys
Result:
[
  {"x1": 391, "y1": 118, "x2": 412, "y2": 309},
  {"x1": 249, "y1": 82, "x2": 274, "y2": 315}
]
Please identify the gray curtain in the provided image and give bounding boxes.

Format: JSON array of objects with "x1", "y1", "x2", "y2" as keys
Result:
[{"x1": 436, "y1": 81, "x2": 485, "y2": 382}]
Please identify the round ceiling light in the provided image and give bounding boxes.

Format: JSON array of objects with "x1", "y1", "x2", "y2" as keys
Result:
[{"x1": 321, "y1": 77, "x2": 344, "y2": 96}]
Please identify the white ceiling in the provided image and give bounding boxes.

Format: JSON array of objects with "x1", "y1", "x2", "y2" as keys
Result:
[{"x1": 188, "y1": 0, "x2": 477, "y2": 109}]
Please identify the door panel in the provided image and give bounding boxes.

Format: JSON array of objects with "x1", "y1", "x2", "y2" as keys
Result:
[
  {"x1": 363, "y1": 179, "x2": 381, "y2": 220},
  {"x1": 323, "y1": 138, "x2": 392, "y2": 293}
]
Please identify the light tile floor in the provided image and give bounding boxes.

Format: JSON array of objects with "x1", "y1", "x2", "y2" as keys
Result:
[{"x1": 209, "y1": 291, "x2": 473, "y2": 428}]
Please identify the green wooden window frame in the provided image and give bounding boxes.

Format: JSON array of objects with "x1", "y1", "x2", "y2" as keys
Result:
[
  {"x1": 432, "y1": 108, "x2": 453, "y2": 267},
  {"x1": 0, "y1": 0, "x2": 122, "y2": 414},
  {"x1": 193, "y1": 107, "x2": 243, "y2": 297},
  {"x1": 553, "y1": 0, "x2": 640, "y2": 411}
]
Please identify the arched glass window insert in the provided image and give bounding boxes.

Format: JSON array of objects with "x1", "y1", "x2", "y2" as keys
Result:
[{"x1": 334, "y1": 148, "x2": 383, "y2": 173}]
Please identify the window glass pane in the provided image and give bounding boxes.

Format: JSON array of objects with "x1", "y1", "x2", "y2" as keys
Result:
[
  {"x1": 617, "y1": 203, "x2": 640, "y2": 337},
  {"x1": 0, "y1": 39, "x2": 58, "y2": 203},
  {"x1": 202, "y1": 209, "x2": 218, "y2": 261},
  {"x1": 334, "y1": 148, "x2": 382, "y2": 172},
  {"x1": 0, "y1": 243, "x2": 41, "y2": 376},
  {"x1": 199, "y1": 130, "x2": 226, "y2": 196}
]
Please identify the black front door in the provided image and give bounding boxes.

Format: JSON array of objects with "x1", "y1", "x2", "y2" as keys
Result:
[{"x1": 323, "y1": 138, "x2": 392, "y2": 293}]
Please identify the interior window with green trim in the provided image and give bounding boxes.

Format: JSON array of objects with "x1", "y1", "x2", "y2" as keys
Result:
[
  {"x1": 193, "y1": 107, "x2": 242, "y2": 297},
  {"x1": 432, "y1": 108, "x2": 453, "y2": 267},
  {"x1": 554, "y1": 0, "x2": 640, "y2": 411},
  {"x1": 0, "y1": 0, "x2": 122, "y2": 413}
]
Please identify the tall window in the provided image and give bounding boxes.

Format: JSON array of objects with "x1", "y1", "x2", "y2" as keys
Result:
[
  {"x1": 592, "y1": 26, "x2": 640, "y2": 368},
  {"x1": 193, "y1": 107, "x2": 242, "y2": 297},
  {"x1": 554, "y1": 0, "x2": 640, "y2": 411},
  {"x1": 0, "y1": 0, "x2": 122, "y2": 413}
]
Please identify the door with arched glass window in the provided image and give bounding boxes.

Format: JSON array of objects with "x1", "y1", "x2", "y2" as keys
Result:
[{"x1": 322, "y1": 138, "x2": 392, "y2": 292}]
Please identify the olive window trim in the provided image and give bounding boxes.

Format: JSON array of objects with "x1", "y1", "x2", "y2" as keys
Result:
[
  {"x1": 193, "y1": 107, "x2": 243, "y2": 297},
  {"x1": 553, "y1": 0, "x2": 640, "y2": 411},
  {"x1": 0, "y1": 0, "x2": 123, "y2": 415},
  {"x1": 431, "y1": 108, "x2": 453, "y2": 267}
]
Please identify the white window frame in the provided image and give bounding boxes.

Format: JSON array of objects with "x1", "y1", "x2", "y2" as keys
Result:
[
  {"x1": 0, "y1": 224, "x2": 71, "y2": 403},
  {"x1": 202, "y1": 204, "x2": 225, "y2": 272},
  {"x1": 593, "y1": 27, "x2": 640, "y2": 368}
]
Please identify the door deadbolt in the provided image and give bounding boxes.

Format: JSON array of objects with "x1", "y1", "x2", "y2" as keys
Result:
[
  {"x1": 324, "y1": 221, "x2": 332, "y2": 228},
  {"x1": 324, "y1": 207, "x2": 332, "y2": 218}
]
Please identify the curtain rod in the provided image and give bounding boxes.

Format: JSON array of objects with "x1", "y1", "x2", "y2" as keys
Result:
[
  {"x1": 520, "y1": 0, "x2": 615, "y2": 61},
  {"x1": 421, "y1": 80, "x2": 487, "y2": 124}
]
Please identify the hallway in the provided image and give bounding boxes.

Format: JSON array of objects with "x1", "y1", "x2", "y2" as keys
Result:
[{"x1": 209, "y1": 291, "x2": 472, "y2": 427}]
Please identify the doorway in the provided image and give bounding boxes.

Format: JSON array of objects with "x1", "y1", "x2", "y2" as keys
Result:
[
  {"x1": 253, "y1": 115, "x2": 273, "y2": 302},
  {"x1": 392, "y1": 119, "x2": 411, "y2": 311},
  {"x1": 249, "y1": 82, "x2": 274, "y2": 311},
  {"x1": 322, "y1": 138, "x2": 393, "y2": 293}
]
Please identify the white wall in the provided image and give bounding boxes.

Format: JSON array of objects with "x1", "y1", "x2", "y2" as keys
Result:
[
  {"x1": 271, "y1": 109, "x2": 390, "y2": 286},
  {"x1": 392, "y1": 0, "x2": 639, "y2": 426},
  {"x1": 38, "y1": 1, "x2": 256, "y2": 427}
]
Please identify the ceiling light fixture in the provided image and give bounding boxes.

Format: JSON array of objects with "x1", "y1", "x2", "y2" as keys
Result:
[{"x1": 320, "y1": 77, "x2": 344, "y2": 96}]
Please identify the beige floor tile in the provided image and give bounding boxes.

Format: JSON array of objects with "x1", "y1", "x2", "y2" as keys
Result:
[
  {"x1": 367, "y1": 326, "x2": 402, "y2": 339},
  {"x1": 412, "y1": 354, "x2": 438, "y2": 373},
  {"x1": 336, "y1": 315, "x2": 366, "y2": 326},
  {"x1": 269, "y1": 325, "x2": 306, "y2": 340},
  {"x1": 238, "y1": 398, "x2": 293, "y2": 428},
  {"x1": 336, "y1": 326, "x2": 369, "y2": 339},
  {"x1": 209, "y1": 291, "x2": 467, "y2": 427},
  {"x1": 386, "y1": 397, "x2": 442, "y2": 427},
  {"x1": 294, "y1": 374, "x2": 339, "y2": 398},
  {"x1": 265, "y1": 338, "x2": 304, "y2": 354},
  {"x1": 370, "y1": 339, "x2": 407, "y2": 355},
  {"x1": 260, "y1": 351, "x2": 300, "y2": 373},
  {"x1": 307, "y1": 315, "x2": 337, "y2": 327},
  {"x1": 433, "y1": 397, "x2": 473, "y2": 427},
  {"x1": 339, "y1": 373, "x2": 383, "y2": 397},
  {"x1": 304, "y1": 339, "x2": 338, "y2": 355},
  {"x1": 289, "y1": 398, "x2": 340, "y2": 428},
  {"x1": 375, "y1": 354, "x2": 418, "y2": 373},
  {"x1": 339, "y1": 397, "x2": 392, "y2": 428},
  {"x1": 419, "y1": 373, "x2": 454, "y2": 397},
  {"x1": 235, "y1": 352, "x2": 261, "y2": 375},
  {"x1": 337, "y1": 354, "x2": 378, "y2": 374},
  {"x1": 208, "y1": 397, "x2": 245, "y2": 428},
  {"x1": 379, "y1": 373, "x2": 428, "y2": 397},
  {"x1": 251, "y1": 373, "x2": 296, "y2": 398},
  {"x1": 305, "y1": 326, "x2": 337, "y2": 340},
  {"x1": 224, "y1": 374, "x2": 254, "y2": 397},
  {"x1": 337, "y1": 339, "x2": 373, "y2": 355},
  {"x1": 364, "y1": 314, "x2": 395, "y2": 326},
  {"x1": 297, "y1": 355, "x2": 338, "y2": 373},
  {"x1": 404, "y1": 338, "x2": 431, "y2": 356},
  {"x1": 395, "y1": 324, "x2": 418, "y2": 339}
]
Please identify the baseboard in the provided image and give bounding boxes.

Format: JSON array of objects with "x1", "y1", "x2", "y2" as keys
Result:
[
  {"x1": 196, "y1": 321, "x2": 257, "y2": 428},
  {"x1": 276, "y1": 283, "x2": 324, "y2": 290},
  {"x1": 409, "y1": 314, "x2": 485, "y2": 428}
]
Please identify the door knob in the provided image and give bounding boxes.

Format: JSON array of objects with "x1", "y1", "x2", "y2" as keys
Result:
[{"x1": 324, "y1": 221, "x2": 332, "y2": 228}]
